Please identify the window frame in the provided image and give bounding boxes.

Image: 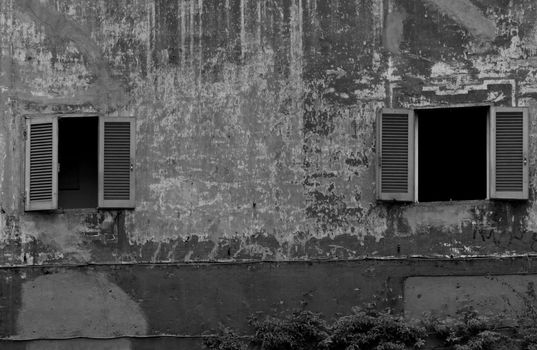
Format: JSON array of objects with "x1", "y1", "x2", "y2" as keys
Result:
[
  {"x1": 377, "y1": 104, "x2": 529, "y2": 203},
  {"x1": 24, "y1": 114, "x2": 136, "y2": 211}
]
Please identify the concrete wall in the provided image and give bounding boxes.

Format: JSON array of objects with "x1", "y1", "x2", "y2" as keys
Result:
[
  {"x1": 1, "y1": 0, "x2": 537, "y2": 265},
  {"x1": 2, "y1": 0, "x2": 537, "y2": 348},
  {"x1": 0, "y1": 257, "x2": 535, "y2": 349}
]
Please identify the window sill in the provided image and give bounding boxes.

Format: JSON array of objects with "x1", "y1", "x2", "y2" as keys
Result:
[
  {"x1": 379, "y1": 198, "x2": 528, "y2": 208},
  {"x1": 411, "y1": 199, "x2": 491, "y2": 207},
  {"x1": 55, "y1": 208, "x2": 100, "y2": 214},
  {"x1": 51, "y1": 207, "x2": 134, "y2": 214},
  {"x1": 24, "y1": 207, "x2": 135, "y2": 214}
]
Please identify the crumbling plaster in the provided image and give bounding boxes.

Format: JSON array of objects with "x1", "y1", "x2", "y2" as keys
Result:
[{"x1": 0, "y1": 0, "x2": 537, "y2": 265}]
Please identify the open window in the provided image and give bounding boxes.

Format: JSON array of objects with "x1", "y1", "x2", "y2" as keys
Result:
[
  {"x1": 58, "y1": 117, "x2": 98, "y2": 208},
  {"x1": 418, "y1": 107, "x2": 487, "y2": 202},
  {"x1": 376, "y1": 105, "x2": 528, "y2": 202},
  {"x1": 25, "y1": 116, "x2": 136, "y2": 211}
]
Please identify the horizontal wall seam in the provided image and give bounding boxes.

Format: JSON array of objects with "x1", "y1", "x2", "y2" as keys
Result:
[
  {"x1": 1, "y1": 255, "x2": 537, "y2": 270},
  {"x1": 2, "y1": 335, "x2": 222, "y2": 342}
]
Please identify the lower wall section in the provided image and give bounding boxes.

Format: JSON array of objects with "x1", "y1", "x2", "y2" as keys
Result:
[
  {"x1": 0, "y1": 338, "x2": 203, "y2": 350},
  {"x1": 405, "y1": 274, "x2": 537, "y2": 321},
  {"x1": 1, "y1": 257, "x2": 537, "y2": 348}
]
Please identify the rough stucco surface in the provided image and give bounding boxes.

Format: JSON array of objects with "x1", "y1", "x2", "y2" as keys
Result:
[
  {"x1": 0, "y1": 0, "x2": 537, "y2": 264},
  {"x1": 0, "y1": 0, "x2": 537, "y2": 265},
  {"x1": 3, "y1": 0, "x2": 537, "y2": 347}
]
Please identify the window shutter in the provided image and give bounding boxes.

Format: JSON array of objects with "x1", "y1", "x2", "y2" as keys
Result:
[
  {"x1": 99, "y1": 117, "x2": 135, "y2": 208},
  {"x1": 377, "y1": 109, "x2": 415, "y2": 201},
  {"x1": 25, "y1": 117, "x2": 58, "y2": 211},
  {"x1": 491, "y1": 107, "x2": 528, "y2": 200}
]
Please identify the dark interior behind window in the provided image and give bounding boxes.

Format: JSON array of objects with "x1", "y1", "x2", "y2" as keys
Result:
[
  {"x1": 58, "y1": 117, "x2": 98, "y2": 208},
  {"x1": 418, "y1": 107, "x2": 487, "y2": 202}
]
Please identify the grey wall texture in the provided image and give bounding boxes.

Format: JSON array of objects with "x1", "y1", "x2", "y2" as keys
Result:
[{"x1": 2, "y1": 0, "x2": 537, "y2": 348}]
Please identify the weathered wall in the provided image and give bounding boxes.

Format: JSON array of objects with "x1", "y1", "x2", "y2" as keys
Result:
[
  {"x1": 1, "y1": 0, "x2": 537, "y2": 265},
  {"x1": 2, "y1": 0, "x2": 537, "y2": 348}
]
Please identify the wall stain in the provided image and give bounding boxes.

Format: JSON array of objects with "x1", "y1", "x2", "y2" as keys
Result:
[
  {"x1": 16, "y1": 270, "x2": 147, "y2": 339},
  {"x1": 0, "y1": 0, "x2": 536, "y2": 266},
  {"x1": 423, "y1": 0, "x2": 497, "y2": 42}
]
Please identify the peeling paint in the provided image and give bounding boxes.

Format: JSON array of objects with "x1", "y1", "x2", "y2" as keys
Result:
[
  {"x1": 0, "y1": 0, "x2": 536, "y2": 265},
  {"x1": 403, "y1": 204, "x2": 475, "y2": 235},
  {"x1": 0, "y1": 0, "x2": 537, "y2": 347},
  {"x1": 11, "y1": 0, "x2": 127, "y2": 110}
]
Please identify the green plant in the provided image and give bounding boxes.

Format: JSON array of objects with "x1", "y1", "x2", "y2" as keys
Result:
[
  {"x1": 516, "y1": 282, "x2": 537, "y2": 350},
  {"x1": 250, "y1": 310, "x2": 328, "y2": 350},
  {"x1": 425, "y1": 307, "x2": 513, "y2": 350},
  {"x1": 324, "y1": 308, "x2": 426, "y2": 350},
  {"x1": 205, "y1": 304, "x2": 537, "y2": 350},
  {"x1": 204, "y1": 328, "x2": 249, "y2": 350}
]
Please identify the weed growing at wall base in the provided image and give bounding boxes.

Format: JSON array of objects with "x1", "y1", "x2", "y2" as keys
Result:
[
  {"x1": 423, "y1": 306, "x2": 514, "y2": 350},
  {"x1": 204, "y1": 329, "x2": 249, "y2": 350},
  {"x1": 204, "y1": 302, "x2": 537, "y2": 350},
  {"x1": 204, "y1": 308, "x2": 426, "y2": 350}
]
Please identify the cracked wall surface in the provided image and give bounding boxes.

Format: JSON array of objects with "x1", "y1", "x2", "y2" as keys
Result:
[
  {"x1": 2, "y1": 0, "x2": 537, "y2": 347},
  {"x1": 1, "y1": 0, "x2": 537, "y2": 264}
]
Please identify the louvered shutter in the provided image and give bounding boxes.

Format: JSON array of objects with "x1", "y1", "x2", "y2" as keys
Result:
[
  {"x1": 99, "y1": 117, "x2": 135, "y2": 208},
  {"x1": 25, "y1": 117, "x2": 58, "y2": 211},
  {"x1": 491, "y1": 107, "x2": 528, "y2": 200},
  {"x1": 377, "y1": 109, "x2": 415, "y2": 201}
]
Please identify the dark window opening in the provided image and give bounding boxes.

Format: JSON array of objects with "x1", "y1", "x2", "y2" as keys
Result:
[
  {"x1": 58, "y1": 117, "x2": 98, "y2": 208},
  {"x1": 418, "y1": 107, "x2": 487, "y2": 202}
]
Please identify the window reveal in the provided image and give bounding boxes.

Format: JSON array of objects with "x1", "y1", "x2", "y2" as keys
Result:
[
  {"x1": 58, "y1": 117, "x2": 98, "y2": 208},
  {"x1": 417, "y1": 107, "x2": 487, "y2": 202}
]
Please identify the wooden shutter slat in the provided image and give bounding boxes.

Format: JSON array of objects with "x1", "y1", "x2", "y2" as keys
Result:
[
  {"x1": 99, "y1": 117, "x2": 135, "y2": 208},
  {"x1": 25, "y1": 117, "x2": 58, "y2": 211},
  {"x1": 377, "y1": 109, "x2": 415, "y2": 201},
  {"x1": 491, "y1": 107, "x2": 528, "y2": 200}
]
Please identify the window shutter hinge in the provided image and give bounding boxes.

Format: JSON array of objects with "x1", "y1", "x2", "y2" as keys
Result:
[{"x1": 23, "y1": 129, "x2": 27, "y2": 140}]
